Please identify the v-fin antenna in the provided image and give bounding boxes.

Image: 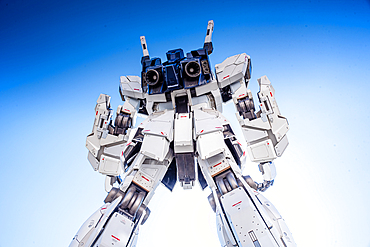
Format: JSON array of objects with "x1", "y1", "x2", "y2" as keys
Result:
[
  {"x1": 203, "y1": 20, "x2": 214, "y2": 55},
  {"x1": 140, "y1": 36, "x2": 149, "y2": 58}
]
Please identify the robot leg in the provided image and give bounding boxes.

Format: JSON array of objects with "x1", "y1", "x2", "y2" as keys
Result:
[
  {"x1": 70, "y1": 114, "x2": 175, "y2": 247},
  {"x1": 194, "y1": 112, "x2": 296, "y2": 246},
  {"x1": 207, "y1": 170, "x2": 296, "y2": 247},
  {"x1": 69, "y1": 186, "x2": 151, "y2": 247}
]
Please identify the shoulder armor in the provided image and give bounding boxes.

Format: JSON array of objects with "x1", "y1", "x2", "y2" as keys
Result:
[
  {"x1": 215, "y1": 53, "x2": 250, "y2": 88},
  {"x1": 119, "y1": 75, "x2": 146, "y2": 100}
]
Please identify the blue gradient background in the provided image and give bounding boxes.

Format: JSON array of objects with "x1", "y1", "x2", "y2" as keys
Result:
[{"x1": 1, "y1": 0, "x2": 370, "y2": 246}]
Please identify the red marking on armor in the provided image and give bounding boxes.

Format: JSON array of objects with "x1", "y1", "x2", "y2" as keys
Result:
[
  {"x1": 161, "y1": 132, "x2": 164, "y2": 135},
  {"x1": 223, "y1": 75, "x2": 230, "y2": 80},
  {"x1": 237, "y1": 141, "x2": 242, "y2": 146},
  {"x1": 102, "y1": 158, "x2": 104, "y2": 161},
  {"x1": 270, "y1": 92, "x2": 273, "y2": 97},
  {"x1": 96, "y1": 111, "x2": 98, "y2": 115},
  {"x1": 142, "y1": 176, "x2": 149, "y2": 181},
  {"x1": 126, "y1": 142, "x2": 132, "y2": 146},
  {"x1": 261, "y1": 104, "x2": 263, "y2": 106},
  {"x1": 122, "y1": 151, "x2": 124, "y2": 156},
  {"x1": 243, "y1": 151, "x2": 246, "y2": 156},
  {"x1": 144, "y1": 130, "x2": 150, "y2": 132},
  {"x1": 200, "y1": 130, "x2": 204, "y2": 133},
  {"x1": 101, "y1": 207, "x2": 107, "y2": 210},
  {"x1": 134, "y1": 88, "x2": 140, "y2": 91},
  {"x1": 213, "y1": 162, "x2": 222, "y2": 168},
  {"x1": 124, "y1": 108, "x2": 130, "y2": 112},
  {"x1": 104, "y1": 122, "x2": 107, "y2": 124},
  {"x1": 232, "y1": 201, "x2": 242, "y2": 207},
  {"x1": 239, "y1": 94, "x2": 245, "y2": 97},
  {"x1": 267, "y1": 142, "x2": 270, "y2": 145},
  {"x1": 111, "y1": 235, "x2": 120, "y2": 241},
  {"x1": 215, "y1": 127, "x2": 222, "y2": 129},
  {"x1": 181, "y1": 115, "x2": 187, "y2": 118}
]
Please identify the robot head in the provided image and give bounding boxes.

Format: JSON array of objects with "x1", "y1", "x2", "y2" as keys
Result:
[
  {"x1": 140, "y1": 21, "x2": 214, "y2": 95},
  {"x1": 141, "y1": 48, "x2": 212, "y2": 95}
]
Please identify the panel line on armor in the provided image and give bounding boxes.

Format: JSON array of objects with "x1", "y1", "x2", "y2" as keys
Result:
[{"x1": 240, "y1": 187, "x2": 278, "y2": 240}]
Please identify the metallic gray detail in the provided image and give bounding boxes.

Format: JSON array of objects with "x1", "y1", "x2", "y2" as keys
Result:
[
  {"x1": 161, "y1": 158, "x2": 177, "y2": 191},
  {"x1": 145, "y1": 69, "x2": 160, "y2": 86},
  {"x1": 176, "y1": 153, "x2": 195, "y2": 185},
  {"x1": 206, "y1": 93, "x2": 217, "y2": 110},
  {"x1": 127, "y1": 192, "x2": 138, "y2": 211},
  {"x1": 104, "y1": 187, "x2": 125, "y2": 203},
  {"x1": 129, "y1": 191, "x2": 146, "y2": 215},
  {"x1": 280, "y1": 236, "x2": 288, "y2": 247},
  {"x1": 134, "y1": 204, "x2": 145, "y2": 222},
  {"x1": 248, "y1": 230, "x2": 262, "y2": 247},
  {"x1": 242, "y1": 175, "x2": 258, "y2": 190},
  {"x1": 222, "y1": 124, "x2": 235, "y2": 138},
  {"x1": 207, "y1": 193, "x2": 216, "y2": 212},
  {"x1": 141, "y1": 207, "x2": 151, "y2": 225},
  {"x1": 119, "y1": 186, "x2": 136, "y2": 209},
  {"x1": 215, "y1": 170, "x2": 240, "y2": 195},
  {"x1": 258, "y1": 163, "x2": 265, "y2": 175},
  {"x1": 216, "y1": 176, "x2": 228, "y2": 195},
  {"x1": 201, "y1": 60, "x2": 210, "y2": 74},
  {"x1": 236, "y1": 96, "x2": 256, "y2": 120},
  {"x1": 118, "y1": 183, "x2": 148, "y2": 222},
  {"x1": 185, "y1": 61, "x2": 201, "y2": 78},
  {"x1": 226, "y1": 172, "x2": 238, "y2": 190},
  {"x1": 197, "y1": 163, "x2": 208, "y2": 190},
  {"x1": 257, "y1": 180, "x2": 274, "y2": 192},
  {"x1": 223, "y1": 124, "x2": 243, "y2": 168},
  {"x1": 110, "y1": 112, "x2": 132, "y2": 136},
  {"x1": 224, "y1": 179, "x2": 232, "y2": 192}
]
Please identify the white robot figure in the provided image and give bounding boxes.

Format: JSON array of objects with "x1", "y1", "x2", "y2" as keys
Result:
[{"x1": 69, "y1": 21, "x2": 296, "y2": 247}]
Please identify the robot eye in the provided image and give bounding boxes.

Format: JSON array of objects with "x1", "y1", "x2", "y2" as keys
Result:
[
  {"x1": 184, "y1": 61, "x2": 201, "y2": 78},
  {"x1": 145, "y1": 69, "x2": 161, "y2": 85}
]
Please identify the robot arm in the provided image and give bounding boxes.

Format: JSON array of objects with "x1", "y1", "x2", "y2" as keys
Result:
[
  {"x1": 86, "y1": 76, "x2": 146, "y2": 192},
  {"x1": 215, "y1": 54, "x2": 289, "y2": 191}
]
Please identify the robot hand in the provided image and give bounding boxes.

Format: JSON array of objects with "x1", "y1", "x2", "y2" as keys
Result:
[
  {"x1": 255, "y1": 161, "x2": 277, "y2": 192},
  {"x1": 108, "y1": 107, "x2": 132, "y2": 136},
  {"x1": 257, "y1": 179, "x2": 274, "y2": 192},
  {"x1": 86, "y1": 95, "x2": 135, "y2": 189},
  {"x1": 235, "y1": 92, "x2": 257, "y2": 121}
]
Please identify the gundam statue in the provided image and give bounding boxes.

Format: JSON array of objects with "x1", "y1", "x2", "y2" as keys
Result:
[{"x1": 69, "y1": 21, "x2": 296, "y2": 247}]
